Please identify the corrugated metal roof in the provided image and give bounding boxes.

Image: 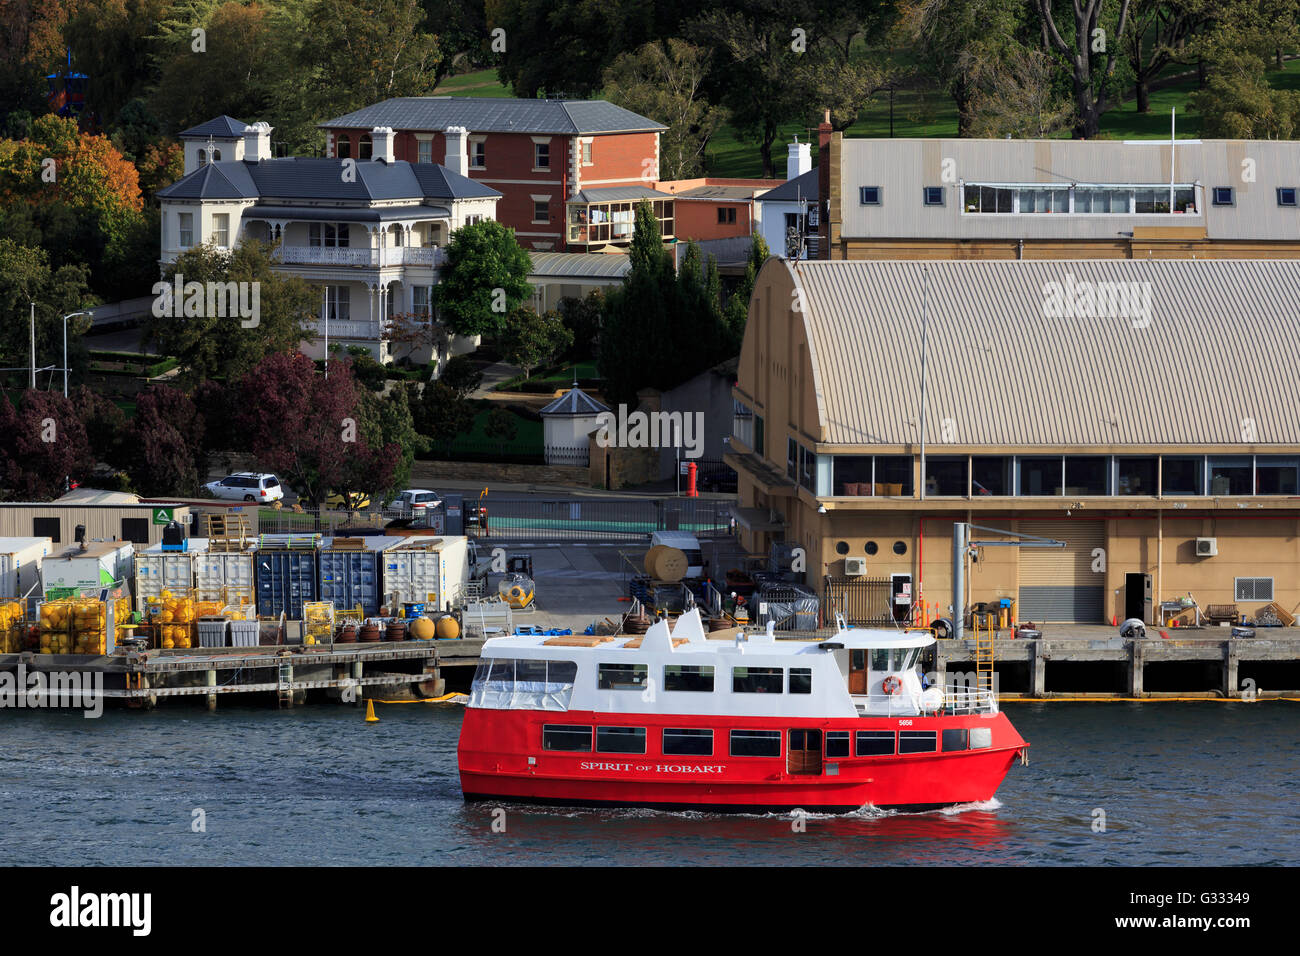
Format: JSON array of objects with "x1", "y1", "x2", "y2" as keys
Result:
[
  {"x1": 179, "y1": 115, "x2": 249, "y2": 139},
  {"x1": 674, "y1": 184, "x2": 765, "y2": 200},
  {"x1": 538, "y1": 387, "x2": 610, "y2": 416},
  {"x1": 570, "y1": 186, "x2": 675, "y2": 203},
  {"x1": 529, "y1": 252, "x2": 630, "y2": 279},
  {"x1": 785, "y1": 258, "x2": 1300, "y2": 446},
  {"x1": 321, "y1": 97, "x2": 666, "y2": 134},
  {"x1": 838, "y1": 138, "x2": 1300, "y2": 241},
  {"x1": 157, "y1": 158, "x2": 500, "y2": 203}
]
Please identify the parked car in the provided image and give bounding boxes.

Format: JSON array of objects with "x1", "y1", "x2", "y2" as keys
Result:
[
  {"x1": 386, "y1": 489, "x2": 442, "y2": 515},
  {"x1": 324, "y1": 491, "x2": 370, "y2": 510},
  {"x1": 204, "y1": 473, "x2": 284, "y2": 503}
]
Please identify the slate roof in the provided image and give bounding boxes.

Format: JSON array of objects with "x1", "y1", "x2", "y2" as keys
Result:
[
  {"x1": 759, "y1": 169, "x2": 819, "y2": 203},
  {"x1": 157, "y1": 157, "x2": 501, "y2": 203},
  {"x1": 179, "y1": 115, "x2": 250, "y2": 139},
  {"x1": 569, "y1": 186, "x2": 675, "y2": 203},
  {"x1": 321, "y1": 97, "x2": 666, "y2": 134}
]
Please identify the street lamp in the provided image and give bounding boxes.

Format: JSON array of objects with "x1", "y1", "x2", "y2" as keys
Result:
[{"x1": 61, "y1": 310, "x2": 92, "y2": 397}]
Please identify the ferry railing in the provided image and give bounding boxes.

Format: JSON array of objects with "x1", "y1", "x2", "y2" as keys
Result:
[{"x1": 854, "y1": 687, "x2": 998, "y2": 717}]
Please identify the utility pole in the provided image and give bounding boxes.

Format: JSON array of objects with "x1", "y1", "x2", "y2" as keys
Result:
[{"x1": 29, "y1": 302, "x2": 36, "y2": 389}]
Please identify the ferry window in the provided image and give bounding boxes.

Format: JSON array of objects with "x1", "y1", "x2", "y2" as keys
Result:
[
  {"x1": 488, "y1": 659, "x2": 514, "y2": 682},
  {"x1": 548, "y1": 661, "x2": 578, "y2": 683},
  {"x1": 664, "y1": 664, "x2": 714, "y2": 692},
  {"x1": 826, "y1": 731, "x2": 850, "y2": 758},
  {"x1": 942, "y1": 729, "x2": 969, "y2": 752},
  {"x1": 596, "y1": 726, "x2": 646, "y2": 755},
  {"x1": 663, "y1": 728, "x2": 713, "y2": 756},
  {"x1": 870, "y1": 649, "x2": 890, "y2": 671},
  {"x1": 515, "y1": 659, "x2": 547, "y2": 683},
  {"x1": 598, "y1": 662, "x2": 647, "y2": 689},
  {"x1": 730, "y1": 729, "x2": 782, "y2": 757},
  {"x1": 789, "y1": 667, "x2": 812, "y2": 694},
  {"x1": 899, "y1": 731, "x2": 938, "y2": 754},
  {"x1": 542, "y1": 725, "x2": 592, "y2": 752},
  {"x1": 733, "y1": 666, "x2": 783, "y2": 693},
  {"x1": 856, "y1": 731, "x2": 895, "y2": 756}
]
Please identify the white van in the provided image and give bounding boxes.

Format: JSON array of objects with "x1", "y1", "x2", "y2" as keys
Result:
[{"x1": 650, "y1": 531, "x2": 704, "y2": 578}]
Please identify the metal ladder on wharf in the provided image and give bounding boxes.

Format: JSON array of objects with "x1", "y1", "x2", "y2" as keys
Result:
[
  {"x1": 973, "y1": 612, "x2": 995, "y2": 697},
  {"x1": 202, "y1": 512, "x2": 252, "y2": 551}
]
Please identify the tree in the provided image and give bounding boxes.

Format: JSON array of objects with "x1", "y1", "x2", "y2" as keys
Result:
[
  {"x1": 484, "y1": 406, "x2": 519, "y2": 443},
  {"x1": 1190, "y1": 50, "x2": 1300, "y2": 137},
  {"x1": 1035, "y1": 0, "x2": 1133, "y2": 138},
  {"x1": 903, "y1": 0, "x2": 1026, "y2": 137},
  {"x1": 70, "y1": 385, "x2": 131, "y2": 473},
  {"x1": 555, "y1": 292, "x2": 604, "y2": 360},
  {"x1": 129, "y1": 385, "x2": 205, "y2": 497},
  {"x1": 438, "y1": 354, "x2": 483, "y2": 397},
  {"x1": 143, "y1": 240, "x2": 316, "y2": 385},
  {"x1": 0, "y1": 238, "x2": 91, "y2": 378},
  {"x1": 969, "y1": 47, "x2": 1075, "y2": 138},
  {"x1": 435, "y1": 220, "x2": 533, "y2": 337},
  {"x1": 300, "y1": 0, "x2": 442, "y2": 120},
  {"x1": 497, "y1": 307, "x2": 575, "y2": 380},
  {"x1": 1122, "y1": 1, "x2": 1206, "y2": 114},
  {"x1": 0, "y1": 390, "x2": 93, "y2": 501},
  {"x1": 235, "y1": 352, "x2": 402, "y2": 506},
  {"x1": 603, "y1": 39, "x2": 724, "y2": 180},
  {"x1": 354, "y1": 385, "x2": 425, "y2": 501},
  {"x1": 411, "y1": 380, "x2": 475, "y2": 444},
  {"x1": 723, "y1": 231, "x2": 769, "y2": 348}
]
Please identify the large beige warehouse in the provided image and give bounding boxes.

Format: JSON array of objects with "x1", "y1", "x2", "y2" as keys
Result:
[{"x1": 725, "y1": 257, "x2": 1300, "y2": 625}]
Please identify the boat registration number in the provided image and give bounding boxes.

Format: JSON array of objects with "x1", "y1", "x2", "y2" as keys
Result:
[{"x1": 897, "y1": 719, "x2": 913, "y2": 726}]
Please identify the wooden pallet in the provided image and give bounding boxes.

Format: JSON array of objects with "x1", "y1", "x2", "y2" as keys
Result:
[
  {"x1": 621, "y1": 636, "x2": 690, "y2": 649},
  {"x1": 542, "y1": 635, "x2": 617, "y2": 647},
  {"x1": 201, "y1": 512, "x2": 251, "y2": 551}
]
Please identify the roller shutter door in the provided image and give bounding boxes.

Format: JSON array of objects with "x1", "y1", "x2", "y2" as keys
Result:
[{"x1": 1017, "y1": 521, "x2": 1105, "y2": 622}]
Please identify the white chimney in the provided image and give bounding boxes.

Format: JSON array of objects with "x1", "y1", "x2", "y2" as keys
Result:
[
  {"x1": 371, "y1": 126, "x2": 396, "y2": 164},
  {"x1": 243, "y1": 122, "x2": 273, "y2": 162},
  {"x1": 787, "y1": 139, "x2": 811, "y2": 181},
  {"x1": 444, "y1": 126, "x2": 469, "y2": 177}
]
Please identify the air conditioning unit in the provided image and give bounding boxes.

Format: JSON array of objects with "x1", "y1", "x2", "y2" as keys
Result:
[
  {"x1": 844, "y1": 557, "x2": 868, "y2": 576},
  {"x1": 1195, "y1": 537, "x2": 1218, "y2": 557}
]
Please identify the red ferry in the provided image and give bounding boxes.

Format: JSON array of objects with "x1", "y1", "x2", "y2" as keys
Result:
[{"x1": 458, "y1": 610, "x2": 1028, "y2": 813}]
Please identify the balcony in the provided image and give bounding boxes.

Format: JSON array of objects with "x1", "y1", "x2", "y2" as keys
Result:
[
  {"x1": 276, "y1": 246, "x2": 446, "y2": 268},
  {"x1": 303, "y1": 318, "x2": 382, "y2": 340}
]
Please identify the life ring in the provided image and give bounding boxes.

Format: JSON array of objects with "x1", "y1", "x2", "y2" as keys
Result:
[{"x1": 882, "y1": 675, "x2": 902, "y2": 696}]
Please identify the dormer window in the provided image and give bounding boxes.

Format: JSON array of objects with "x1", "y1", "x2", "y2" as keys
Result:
[
  {"x1": 211, "y1": 148, "x2": 221, "y2": 162},
  {"x1": 197, "y1": 149, "x2": 207, "y2": 166}
]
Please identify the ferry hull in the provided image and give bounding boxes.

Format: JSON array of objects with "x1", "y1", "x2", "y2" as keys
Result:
[{"x1": 458, "y1": 709, "x2": 1026, "y2": 814}]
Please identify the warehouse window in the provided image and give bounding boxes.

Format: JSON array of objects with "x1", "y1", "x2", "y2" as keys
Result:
[
  {"x1": 1278, "y1": 188, "x2": 1297, "y2": 207},
  {"x1": 717, "y1": 207, "x2": 737, "y2": 224},
  {"x1": 875, "y1": 455, "x2": 913, "y2": 496},
  {"x1": 1116, "y1": 457, "x2": 1157, "y2": 495},
  {"x1": 1212, "y1": 187, "x2": 1234, "y2": 206},
  {"x1": 923, "y1": 186, "x2": 944, "y2": 206},
  {"x1": 1019, "y1": 456, "x2": 1062, "y2": 496},
  {"x1": 33, "y1": 517, "x2": 60, "y2": 543},
  {"x1": 1235, "y1": 578, "x2": 1274, "y2": 602},
  {"x1": 925, "y1": 456, "x2": 967, "y2": 496},
  {"x1": 1209, "y1": 456, "x2": 1252, "y2": 496},
  {"x1": 1064, "y1": 456, "x2": 1109, "y2": 495},
  {"x1": 833, "y1": 455, "x2": 873, "y2": 495},
  {"x1": 787, "y1": 438, "x2": 798, "y2": 480},
  {"x1": 121, "y1": 518, "x2": 149, "y2": 544},
  {"x1": 1162, "y1": 456, "x2": 1204, "y2": 495},
  {"x1": 859, "y1": 186, "x2": 882, "y2": 205},
  {"x1": 1256, "y1": 456, "x2": 1300, "y2": 495},
  {"x1": 972, "y1": 456, "x2": 1012, "y2": 496}
]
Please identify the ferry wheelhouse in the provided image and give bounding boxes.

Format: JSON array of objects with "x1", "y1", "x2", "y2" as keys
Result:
[{"x1": 458, "y1": 609, "x2": 1028, "y2": 813}]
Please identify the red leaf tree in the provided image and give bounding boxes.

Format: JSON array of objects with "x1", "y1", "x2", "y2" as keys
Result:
[
  {"x1": 234, "y1": 352, "x2": 400, "y2": 507},
  {"x1": 0, "y1": 390, "x2": 93, "y2": 501}
]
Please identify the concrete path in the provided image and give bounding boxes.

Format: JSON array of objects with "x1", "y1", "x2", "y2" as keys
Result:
[{"x1": 469, "y1": 360, "x2": 522, "y2": 398}]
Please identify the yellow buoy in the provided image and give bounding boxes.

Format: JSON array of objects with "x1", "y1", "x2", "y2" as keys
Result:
[{"x1": 365, "y1": 698, "x2": 378, "y2": 722}]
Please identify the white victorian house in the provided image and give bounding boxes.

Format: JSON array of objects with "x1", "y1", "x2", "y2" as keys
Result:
[{"x1": 157, "y1": 116, "x2": 501, "y2": 364}]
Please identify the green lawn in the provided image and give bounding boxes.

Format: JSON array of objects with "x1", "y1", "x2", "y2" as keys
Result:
[
  {"x1": 434, "y1": 68, "x2": 516, "y2": 98},
  {"x1": 496, "y1": 360, "x2": 600, "y2": 393}
]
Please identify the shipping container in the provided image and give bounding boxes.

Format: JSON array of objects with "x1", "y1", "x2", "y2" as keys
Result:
[
  {"x1": 193, "y1": 549, "x2": 256, "y2": 606},
  {"x1": 135, "y1": 538, "x2": 211, "y2": 610},
  {"x1": 318, "y1": 537, "x2": 401, "y2": 618},
  {"x1": 0, "y1": 536, "x2": 53, "y2": 600},
  {"x1": 254, "y1": 547, "x2": 319, "y2": 619},
  {"x1": 383, "y1": 536, "x2": 471, "y2": 611},
  {"x1": 40, "y1": 541, "x2": 135, "y2": 597}
]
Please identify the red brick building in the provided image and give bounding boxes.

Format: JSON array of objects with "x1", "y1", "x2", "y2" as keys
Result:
[{"x1": 319, "y1": 97, "x2": 666, "y2": 251}]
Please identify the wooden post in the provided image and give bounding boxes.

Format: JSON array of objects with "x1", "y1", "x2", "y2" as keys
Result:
[
  {"x1": 1223, "y1": 642, "x2": 1239, "y2": 699},
  {"x1": 1129, "y1": 639, "x2": 1145, "y2": 698},
  {"x1": 352, "y1": 661, "x2": 363, "y2": 704},
  {"x1": 206, "y1": 669, "x2": 217, "y2": 711},
  {"x1": 1029, "y1": 639, "x2": 1047, "y2": 698}
]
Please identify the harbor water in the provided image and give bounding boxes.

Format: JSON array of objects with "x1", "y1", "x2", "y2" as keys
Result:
[{"x1": 1, "y1": 702, "x2": 1296, "y2": 866}]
